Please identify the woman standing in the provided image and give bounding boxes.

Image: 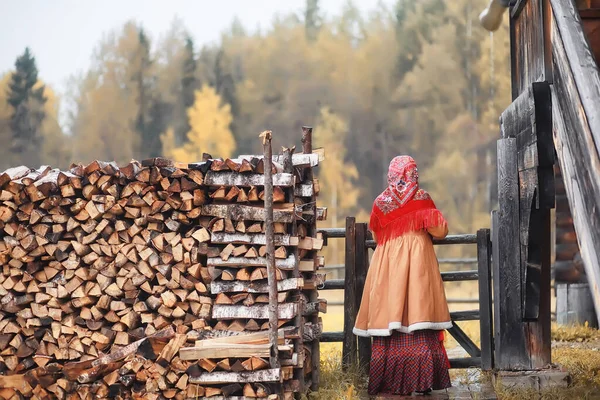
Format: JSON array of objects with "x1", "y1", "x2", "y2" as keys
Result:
[{"x1": 353, "y1": 156, "x2": 452, "y2": 396}]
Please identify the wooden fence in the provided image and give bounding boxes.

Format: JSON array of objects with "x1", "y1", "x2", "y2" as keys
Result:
[{"x1": 316, "y1": 217, "x2": 494, "y2": 372}]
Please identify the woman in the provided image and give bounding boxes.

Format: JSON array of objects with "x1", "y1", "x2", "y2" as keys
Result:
[{"x1": 353, "y1": 155, "x2": 452, "y2": 396}]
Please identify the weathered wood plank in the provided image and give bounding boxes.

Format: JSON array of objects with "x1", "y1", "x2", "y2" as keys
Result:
[
  {"x1": 210, "y1": 278, "x2": 304, "y2": 294},
  {"x1": 207, "y1": 254, "x2": 297, "y2": 270},
  {"x1": 494, "y1": 138, "x2": 529, "y2": 369},
  {"x1": 477, "y1": 229, "x2": 494, "y2": 371},
  {"x1": 342, "y1": 217, "x2": 357, "y2": 369},
  {"x1": 551, "y1": 0, "x2": 600, "y2": 151},
  {"x1": 238, "y1": 153, "x2": 322, "y2": 168},
  {"x1": 201, "y1": 204, "x2": 294, "y2": 223},
  {"x1": 204, "y1": 172, "x2": 294, "y2": 187},
  {"x1": 551, "y1": 1, "x2": 600, "y2": 327},
  {"x1": 212, "y1": 303, "x2": 298, "y2": 320},
  {"x1": 294, "y1": 183, "x2": 314, "y2": 197},
  {"x1": 355, "y1": 223, "x2": 371, "y2": 372},
  {"x1": 447, "y1": 324, "x2": 481, "y2": 358},
  {"x1": 189, "y1": 368, "x2": 282, "y2": 384},
  {"x1": 211, "y1": 232, "x2": 299, "y2": 246},
  {"x1": 180, "y1": 343, "x2": 271, "y2": 360}
]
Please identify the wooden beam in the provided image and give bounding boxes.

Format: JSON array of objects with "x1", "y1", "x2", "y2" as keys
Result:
[
  {"x1": 210, "y1": 232, "x2": 299, "y2": 246},
  {"x1": 207, "y1": 254, "x2": 297, "y2": 270},
  {"x1": 212, "y1": 303, "x2": 297, "y2": 320},
  {"x1": 237, "y1": 153, "x2": 322, "y2": 168},
  {"x1": 477, "y1": 229, "x2": 494, "y2": 371},
  {"x1": 260, "y1": 130, "x2": 281, "y2": 377},
  {"x1": 201, "y1": 204, "x2": 294, "y2": 223},
  {"x1": 342, "y1": 217, "x2": 357, "y2": 369},
  {"x1": 203, "y1": 172, "x2": 294, "y2": 187},
  {"x1": 551, "y1": 0, "x2": 600, "y2": 327},
  {"x1": 188, "y1": 368, "x2": 282, "y2": 384},
  {"x1": 180, "y1": 343, "x2": 271, "y2": 360},
  {"x1": 494, "y1": 138, "x2": 529, "y2": 369},
  {"x1": 210, "y1": 278, "x2": 304, "y2": 294}
]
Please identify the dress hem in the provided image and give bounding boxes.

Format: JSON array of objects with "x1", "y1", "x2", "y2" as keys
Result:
[{"x1": 353, "y1": 321, "x2": 453, "y2": 337}]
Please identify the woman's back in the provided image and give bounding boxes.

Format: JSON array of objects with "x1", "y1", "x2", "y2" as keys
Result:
[{"x1": 353, "y1": 155, "x2": 452, "y2": 396}]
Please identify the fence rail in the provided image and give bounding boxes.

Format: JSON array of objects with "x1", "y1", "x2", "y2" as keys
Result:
[{"x1": 316, "y1": 220, "x2": 494, "y2": 371}]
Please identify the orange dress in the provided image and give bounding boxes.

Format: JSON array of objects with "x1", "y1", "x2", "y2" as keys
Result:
[{"x1": 353, "y1": 222, "x2": 452, "y2": 336}]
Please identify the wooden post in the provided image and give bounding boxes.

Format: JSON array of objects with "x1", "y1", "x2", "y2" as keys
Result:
[
  {"x1": 355, "y1": 223, "x2": 371, "y2": 372},
  {"x1": 477, "y1": 228, "x2": 494, "y2": 370},
  {"x1": 343, "y1": 217, "x2": 357, "y2": 369},
  {"x1": 301, "y1": 126, "x2": 313, "y2": 155},
  {"x1": 282, "y1": 145, "x2": 305, "y2": 393},
  {"x1": 260, "y1": 130, "x2": 280, "y2": 378},
  {"x1": 494, "y1": 138, "x2": 530, "y2": 369}
]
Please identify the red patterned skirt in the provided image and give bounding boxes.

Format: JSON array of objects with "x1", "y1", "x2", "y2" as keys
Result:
[{"x1": 368, "y1": 330, "x2": 451, "y2": 396}]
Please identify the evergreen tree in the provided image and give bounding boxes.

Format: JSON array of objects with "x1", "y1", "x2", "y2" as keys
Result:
[
  {"x1": 134, "y1": 28, "x2": 156, "y2": 157},
  {"x1": 305, "y1": 0, "x2": 321, "y2": 42},
  {"x1": 7, "y1": 47, "x2": 47, "y2": 166},
  {"x1": 176, "y1": 36, "x2": 198, "y2": 143},
  {"x1": 214, "y1": 49, "x2": 238, "y2": 127}
]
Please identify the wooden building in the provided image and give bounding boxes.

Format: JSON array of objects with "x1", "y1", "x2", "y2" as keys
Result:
[{"x1": 481, "y1": 0, "x2": 600, "y2": 370}]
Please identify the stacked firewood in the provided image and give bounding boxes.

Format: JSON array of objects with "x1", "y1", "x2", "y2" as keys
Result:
[
  {"x1": 179, "y1": 137, "x2": 327, "y2": 398},
  {"x1": 0, "y1": 133, "x2": 326, "y2": 399}
]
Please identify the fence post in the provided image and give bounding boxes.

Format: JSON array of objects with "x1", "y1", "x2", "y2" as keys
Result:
[
  {"x1": 342, "y1": 217, "x2": 357, "y2": 369},
  {"x1": 477, "y1": 228, "x2": 494, "y2": 370},
  {"x1": 355, "y1": 223, "x2": 371, "y2": 372}
]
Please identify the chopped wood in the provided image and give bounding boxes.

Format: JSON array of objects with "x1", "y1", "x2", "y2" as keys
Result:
[
  {"x1": 203, "y1": 172, "x2": 294, "y2": 187},
  {"x1": 207, "y1": 254, "x2": 297, "y2": 270},
  {"x1": 189, "y1": 368, "x2": 282, "y2": 384},
  {"x1": 210, "y1": 232, "x2": 299, "y2": 246},
  {"x1": 0, "y1": 147, "x2": 324, "y2": 397},
  {"x1": 212, "y1": 303, "x2": 297, "y2": 320}
]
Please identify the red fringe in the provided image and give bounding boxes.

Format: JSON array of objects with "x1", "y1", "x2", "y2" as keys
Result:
[
  {"x1": 439, "y1": 331, "x2": 451, "y2": 369},
  {"x1": 371, "y1": 208, "x2": 446, "y2": 245}
]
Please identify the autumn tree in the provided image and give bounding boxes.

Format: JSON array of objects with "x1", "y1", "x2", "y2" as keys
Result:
[
  {"x1": 7, "y1": 48, "x2": 47, "y2": 167},
  {"x1": 313, "y1": 106, "x2": 360, "y2": 269},
  {"x1": 161, "y1": 85, "x2": 235, "y2": 162},
  {"x1": 70, "y1": 23, "x2": 141, "y2": 163}
]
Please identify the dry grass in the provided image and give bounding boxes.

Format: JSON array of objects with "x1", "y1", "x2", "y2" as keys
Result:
[
  {"x1": 551, "y1": 322, "x2": 600, "y2": 342},
  {"x1": 308, "y1": 345, "x2": 367, "y2": 400},
  {"x1": 314, "y1": 279, "x2": 600, "y2": 398}
]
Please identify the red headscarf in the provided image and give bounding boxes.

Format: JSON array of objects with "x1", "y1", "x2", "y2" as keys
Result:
[{"x1": 369, "y1": 156, "x2": 446, "y2": 244}]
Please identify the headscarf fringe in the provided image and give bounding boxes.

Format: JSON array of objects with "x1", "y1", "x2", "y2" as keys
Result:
[{"x1": 373, "y1": 208, "x2": 446, "y2": 245}]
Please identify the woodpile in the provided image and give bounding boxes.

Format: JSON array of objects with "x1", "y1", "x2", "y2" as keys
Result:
[{"x1": 0, "y1": 129, "x2": 326, "y2": 399}]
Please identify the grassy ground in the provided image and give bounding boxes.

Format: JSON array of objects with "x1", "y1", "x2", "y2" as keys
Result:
[{"x1": 315, "y1": 280, "x2": 600, "y2": 399}]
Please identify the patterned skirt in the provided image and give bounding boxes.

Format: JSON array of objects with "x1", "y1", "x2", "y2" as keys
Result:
[{"x1": 368, "y1": 330, "x2": 452, "y2": 396}]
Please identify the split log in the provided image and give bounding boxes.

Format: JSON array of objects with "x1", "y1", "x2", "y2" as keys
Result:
[
  {"x1": 200, "y1": 204, "x2": 294, "y2": 223},
  {"x1": 188, "y1": 368, "x2": 282, "y2": 384},
  {"x1": 210, "y1": 232, "x2": 299, "y2": 247},
  {"x1": 203, "y1": 172, "x2": 294, "y2": 188}
]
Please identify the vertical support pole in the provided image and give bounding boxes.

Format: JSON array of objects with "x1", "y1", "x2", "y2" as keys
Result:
[
  {"x1": 355, "y1": 223, "x2": 371, "y2": 372},
  {"x1": 343, "y1": 217, "x2": 357, "y2": 369},
  {"x1": 283, "y1": 145, "x2": 305, "y2": 394},
  {"x1": 260, "y1": 130, "x2": 281, "y2": 383},
  {"x1": 495, "y1": 138, "x2": 529, "y2": 369},
  {"x1": 302, "y1": 126, "x2": 321, "y2": 390},
  {"x1": 302, "y1": 126, "x2": 313, "y2": 155},
  {"x1": 477, "y1": 228, "x2": 494, "y2": 370}
]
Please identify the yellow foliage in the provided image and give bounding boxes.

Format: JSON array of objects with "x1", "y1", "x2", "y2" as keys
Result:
[
  {"x1": 162, "y1": 85, "x2": 235, "y2": 162},
  {"x1": 314, "y1": 107, "x2": 359, "y2": 214}
]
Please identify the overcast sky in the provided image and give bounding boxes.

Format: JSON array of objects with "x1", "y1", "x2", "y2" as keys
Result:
[{"x1": 0, "y1": 0, "x2": 393, "y2": 99}]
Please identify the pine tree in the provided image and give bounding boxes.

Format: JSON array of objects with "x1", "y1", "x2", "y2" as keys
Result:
[
  {"x1": 176, "y1": 35, "x2": 198, "y2": 143},
  {"x1": 305, "y1": 0, "x2": 321, "y2": 42},
  {"x1": 7, "y1": 47, "x2": 47, "y2": 167},
  {"x1": 134, "y1": 28, "x2": 157, "y2": 157}
]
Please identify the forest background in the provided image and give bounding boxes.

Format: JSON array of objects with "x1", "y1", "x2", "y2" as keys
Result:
[{"x1": 0, "y1": 0, "x2": 510, "y2": 262}]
